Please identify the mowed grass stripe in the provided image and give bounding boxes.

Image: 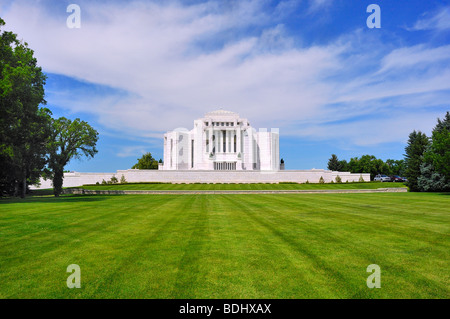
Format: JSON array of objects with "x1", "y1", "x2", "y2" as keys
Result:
[
  {"x1": 170, "y1": 195, "x2": 299, "y2": 298},
  {"x1": 231, "y1": 194, "x2": 393, "y2": 298},
  {"x1": 220, "y1": 194, "x2": 350, "y2": 298},
  {"x1": 0, "y1": 195, "x2": 188, "y2": 298},
  {"x1": 76, "y1": 182, "x2": 405, "y2": 191},
  {"x1": 238, "y1": 193, "x2": 449, "y2": 297},
  {"x1": 260, "y1": 193, "x2": 449, "y2": 233},
  {"x1": 204, "y1": 195, "x2": 321, "y2": 298},
  {"x1": 0, "y1": 193, "x2": 448, "y2": 298},
  {"x1": 171, "y1": 195, "x2": 210, "y2": 298},
  {"x1": 84, "y1": 195, "x2": 201, "y2": 298}
]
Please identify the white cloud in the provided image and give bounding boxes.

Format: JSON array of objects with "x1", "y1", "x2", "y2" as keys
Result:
[
  {"x1": 378, "y1": 44, "x2": 450, "y2": 73},
  {"x1": 411, "y1": 7, "x2": 450, "y2": 31},
  {"x1": 285, "y1": 113, "x2": 439, "y2": 146},
  {"x1": 1, "y1": 0, "x2": 449, "y2": 148},
  {"x1": 307, "y1": 0, "x2": 333, "y2": 13},
  {"x1": 116, "y1": 145, "x2": 149, "y2": 158},
  {"x1": 273, "y1": 0, "x2": 301, "y2": 18}
]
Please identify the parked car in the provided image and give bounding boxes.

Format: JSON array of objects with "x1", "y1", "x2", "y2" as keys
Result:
[
  {"x1": 390, "y1": 175, "x2": 404, "y2": 182},
  {"x1": 374, "y1": 174, "x2": 392, "y2": 182}
]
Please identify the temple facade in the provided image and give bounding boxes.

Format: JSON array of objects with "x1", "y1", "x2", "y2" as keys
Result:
[
  {"x1": 32, "y1": 109, "x2": 372, "y2": 188},
  {"x1": 162, "y1": 110, "x2": 279, "y2": 170}
]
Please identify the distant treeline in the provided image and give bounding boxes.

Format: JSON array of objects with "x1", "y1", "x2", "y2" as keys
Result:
[{"x1": 328, "y1": 111, "x2": 449, "y2": 192}]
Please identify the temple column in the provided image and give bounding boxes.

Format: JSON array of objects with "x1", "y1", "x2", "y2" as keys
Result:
[
  {"x1": 223, "y1": 130, "x2": 226, "y2": 153},
  {"x1": 208, "y1": 127, "x2": 213, "y2": 153},
  {"x1": 224, "y1": 130, "x2": 227, "y2": 153},
  {"x1": 216, "y1": 130, "x2": 220, "y2": 153},
  {"x1": 225, "y1": 130, "x2": 228, "y2": 153},
  {"x1": 248, "y1": 129, "x2": 254, "y2": 168},
  {"x1": 226, "y1": 130, "x2": 229, "y2": 153},
  {"x1": 236, "y1": 127, "x2": 241, "y2": 154}
]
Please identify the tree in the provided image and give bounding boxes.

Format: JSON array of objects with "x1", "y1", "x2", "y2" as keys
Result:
[
  {"x1": 327, "y1": 154, "x2": 349, "y2": 172},
  {"x1": 386, "y1": 159, "x2": 405, "y2": 176},
  {"x1": 404, "y1": 130, "x2": 430, "y2": 191},
  {"x1": 343, "y1": 155, "x2": 391, "y2": 180},
  {"x1": 418, "y1": 112, "x2": 450, "y2": 192},
  {"x1": 14, "y1": 108, "x2": 52, "y2": 197},
  {"x1": 132, "y1": 152, "x2": 159, "y2": 169},
  {"x1": 347, "y1": 157, "x2": 360, "y2": 174},
  {"x1": 0, "y1": 18, "x2": 51, "y2": 197},
  {"x1": 338, "y1": 159, "x2": 348, "y2": 172},
  {"x1": 427, "y1": 112, "x2": 450, "y2": 179},
  {"x1": 418, "y1": 159, "x2": 449, "y2": 192},
  {"x1": 327, "y1": 154, "x2": 342, "y2": 171},
  {"x1": 47, "y1": 117, "x2": 99, "y2": 196},
  {"x1": 327, "y1": 154, "x2": 340, "y2": 171}
]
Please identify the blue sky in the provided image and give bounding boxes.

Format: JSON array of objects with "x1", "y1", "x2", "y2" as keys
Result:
[{"x1": 1, "y1": 0, "x2": 449, "y2": 171}]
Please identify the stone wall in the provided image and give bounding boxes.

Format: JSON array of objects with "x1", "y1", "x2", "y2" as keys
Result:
[{"x1": 32, "y1": 169, "x2": 370, "y2": 189}]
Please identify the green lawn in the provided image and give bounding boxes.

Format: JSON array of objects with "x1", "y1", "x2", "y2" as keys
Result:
[
  {"x1": 0, "y1": 192, "x2": 448, "y2": 298},
  {"x1": 77, "y1": 181, "x2": 406, "y2": 191}
]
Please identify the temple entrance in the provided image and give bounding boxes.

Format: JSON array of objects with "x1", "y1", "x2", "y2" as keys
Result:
[{"x1": 214, "y1": 162, "x2": 236, "y2": 170}]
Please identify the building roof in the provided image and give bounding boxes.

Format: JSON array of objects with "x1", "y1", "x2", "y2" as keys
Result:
[{"x1": 204, "y1": 109, "x2": 239, "y2": 118}]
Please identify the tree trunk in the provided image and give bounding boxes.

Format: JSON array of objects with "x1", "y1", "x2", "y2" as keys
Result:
[
  {"x1": 53, "y1": 169, "x2": 64, "y2": 197},
  {"x1": 14, "y1": 180, "x2": 19, "y2": 197},
  {"x1": 21, "y1": 171, "x2": 26, "y2": 198}
]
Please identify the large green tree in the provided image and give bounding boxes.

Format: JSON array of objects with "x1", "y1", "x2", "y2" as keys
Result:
[
  {"x1": 327, "y1": 154, "x2": 340, "y2": 171},
  {"x1": 0, "y1": 18, "x2": 51, "y2": 197},
  {"x1": 427, "y1": 112, "x2": 450, "y2": 179},
  {"x1": 47, "y1": 117, "x2": 99, "y2": 196},
  {"x1": 404, "y1": 130, "x2": 430, "y2": 191},
  {"x1": 327, "y1": 154, "x2": 348, "y2": 171},
  {"x1": 132, "y1": 152, "x2": 159, "y2": 169},
  {"x1": 418, "y1": 112, "x2": 450, "y2": 192}
]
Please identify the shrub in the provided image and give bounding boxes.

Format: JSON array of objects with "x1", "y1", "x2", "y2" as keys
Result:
[
  {"x1": 110, "y1": 176, "x2": 118, "y2": 184},
  {"x1": 359, "y1": 174, "x2": 365, "y2": 183},
  {"x1": 319, "y1": 176, "x2": 325, "y2": 184},
  {"x1": 101, "y1": 179, "x2": 107, "y2": 185},
  {"x1": 335, "y1": 175, "x2": 342, "y2": 183},
  {"x1": 120, "y1": 175, "x2": 127, "y2": 184},
  {"x1": 305, "y1": 180, "x2": 310, "y2": 184}
]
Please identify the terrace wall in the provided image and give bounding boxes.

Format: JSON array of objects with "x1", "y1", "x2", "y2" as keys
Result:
[{"x1": 32, "y1": 169, "x2": 370, "y2": 189}]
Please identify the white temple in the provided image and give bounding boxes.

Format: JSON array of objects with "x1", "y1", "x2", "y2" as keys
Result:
[
  {"x1": 32, "y1": 108, "x2": 372, "y2": 188},
  {"x1": 162, "y1": 110, "x2": 279, "y2": 170}
]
